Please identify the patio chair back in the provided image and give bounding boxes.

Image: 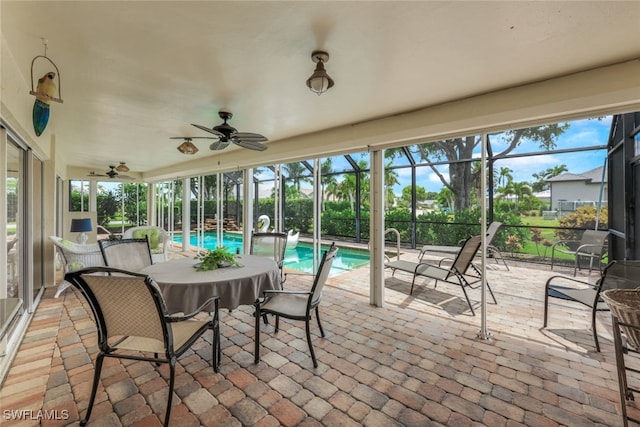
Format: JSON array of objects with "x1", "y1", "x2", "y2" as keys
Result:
[
  {"x1": 310, "y1": 243, "x2": 338, "y2": 306},
  {"x1": 250, "y1": 232, "x2": 287, "y2": 261},
  {"x1": 250, "y1": 232, "x2": 288, "y2": 281},
  {"x1": 580, "y1": 230, "x2": 609, "y2": 256},
  {"x1": 486, "y1": 222, "x2": 502, "y2": 244},
  {"x1": 450, "y1": 235, "x2": 482, "y2": 278},
  {"x1": 99, "y1": 237, "x2": 153, "y2": 272},
  {"x1": 69, "y1": 268, "x2": 168, "y2": 351}
]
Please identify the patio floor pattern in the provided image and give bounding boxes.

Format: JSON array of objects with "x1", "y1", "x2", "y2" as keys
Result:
[{"x1": 1, "y1": 249, "x2": 638, "y2": 426}]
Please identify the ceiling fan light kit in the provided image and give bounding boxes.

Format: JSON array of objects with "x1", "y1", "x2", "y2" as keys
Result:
[
  {"x1": 115, "y1": 162, "x2": 129, "y2": 172},
  {"x1": 306, "y1": 50, "x2": 334, "y2": 95},
  {"x1": 89, "y1": 165, "x2": 132, "y2": 179},
  {"x1": 177, "y1": 139, "x2": 199, "y2": 155}
]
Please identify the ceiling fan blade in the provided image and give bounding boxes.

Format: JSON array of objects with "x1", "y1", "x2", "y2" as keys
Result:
[
  {"x1": 209, "y1": 140, "x2": 231, "y2": 151},
  {"x1": 234, "y1": 132, "x2": 268, "y2": 142},
  {"x1": 191, "y1": 124, "x2": 225, "y2": 138},
  {"x1": 170, "y1": 136, "x2": 216, "y2": 140},
  {"x1": 232, "y1": 137, "x2": 268, "y2": 151}
]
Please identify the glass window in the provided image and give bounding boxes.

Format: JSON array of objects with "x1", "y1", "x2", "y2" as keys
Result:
[
  {"x1": 69, "y1": 180, "x2": 90, "y2": 212},
  {"x1": 6, "y1": 142, "x2": 22, "y2": 301}
]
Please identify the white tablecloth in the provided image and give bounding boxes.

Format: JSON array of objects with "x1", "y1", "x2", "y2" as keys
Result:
[{"x1": 141, "y1": 255, "x2": 280, "y2": 313}]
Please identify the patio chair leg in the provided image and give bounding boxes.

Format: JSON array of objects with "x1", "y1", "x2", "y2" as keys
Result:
[
  {"x1": 213, "y1": 310, "x2": 220, "y2": 372},
  {"x1": 305, "y1": 319, "x2": 318, "y2": 368},
  {"x1": 254, "y1": 302, "x2": 261, "y2": 364},
  {"x1": 460, "y1": 284, "x2": 475, "y2": 316},
  {"x1": 164, "y1": 359, "x2": 176, "y2": 427},
  {"x1": 316, "y1": 308, "x2": 325, "y2": 337},
  {"x1": 592, "y1": 307, "x2": 601, "y2": 352},
  {"x1": 543, "y1": 286, "x2": 550, "y2": 327},
  {"x1": 81, "y1": 351, "x2": 104, "y2": 426},
  {"x1": 487, "y1": 282, "x2": 498, "y2": 304}
]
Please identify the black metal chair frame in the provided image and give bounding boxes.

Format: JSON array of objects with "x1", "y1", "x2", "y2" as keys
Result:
[
  {"x1": 99, "y1": 237, "x2": 153, "y2": 271},
  {"x1": 386, "y1": 235, "x2": 497, "y2": 316},
  {"x1": 550, "y1": 229, "x2": 609, "y2": 276},
  {"x1": 254, "y1": 243, "x2": 337, "y2": 368},
  {"x1": 65, "y1": 266, "x2": 220, "y2": 427},
  {"x1": 544, "y1": 260, "x2": 640, "y2": 352},
  {"x1": 250, "y1": 231, "x2": 288, "y2": 283}
]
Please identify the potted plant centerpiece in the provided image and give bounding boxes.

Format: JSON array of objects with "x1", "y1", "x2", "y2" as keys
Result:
[{"x1": 194, "y1": 247, "x2": 241, "y2": 271}]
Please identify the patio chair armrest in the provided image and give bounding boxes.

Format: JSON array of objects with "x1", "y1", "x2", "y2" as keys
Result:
[
  {"x1": 263, "y1": 289, "x2": 312, "y2": 296},
  {"x1": 551, "y1": 239, "x2": 578, "y2": 249},
  {"x1": 575, "y1": 243, "x2": 607, "y2": 255},
  {"x1": 437, "y1": 257, "x2": 454, "y2": 267},
  {"x1": 544, "y1": 274, "x2": 596, "y2": 290},
  {"x1": 166, "y1": 296, "x2": 219, "y2": 321}
]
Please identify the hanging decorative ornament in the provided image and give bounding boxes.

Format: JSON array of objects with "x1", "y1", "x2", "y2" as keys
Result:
[{"x1": 29, "y1": 38, "x2": 63, "y2": 136}]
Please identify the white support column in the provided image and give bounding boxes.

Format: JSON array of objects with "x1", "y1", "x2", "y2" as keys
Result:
[
  {"x1": 24, "y1": 151, "x2": 34, "y2": 312},
  {"x1": 148, "y1": 184, "x2": 156, "y2": 227},
  {"x1": 478, "y1": 133, "x2": 492, "y2": 340},
  {"x1": 313, "y1": 159, "x2": 321, "y2": 270},
  {"x1": 0, "y1": 127, "x2": 7, "y2": 300},
  {"x1": 197, "y1": 176, "x2": 204, "y2": 249},
  {"x1": 182, "y1": 177, "x2": 190, "y2": 252},
  {"x1": 89, "y1": 181, "x2": 97, "y2": 213},
  {"x1": 370, "y1": 149, "x2": 385, "y2": 307},
  {"x1": 243, "y1": 168, "x2": 254, "y2": 255},
  {"x1": 216, "y1": 173, "x2": 223, "y2": 248}
]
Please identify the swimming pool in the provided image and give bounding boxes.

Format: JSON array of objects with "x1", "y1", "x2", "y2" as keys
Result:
[{"x1": 172, "y1": 232, "x2": 370, "y2": 275}]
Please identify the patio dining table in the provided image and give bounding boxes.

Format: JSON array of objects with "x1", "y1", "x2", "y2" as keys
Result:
[{"x1": 140, "y1": 255, "x2": 280, "y2": 313}]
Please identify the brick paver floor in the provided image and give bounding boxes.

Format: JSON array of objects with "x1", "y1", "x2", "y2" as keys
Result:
[{"x1": 0, "y1": 249, "x2": 636, "y2": 426}]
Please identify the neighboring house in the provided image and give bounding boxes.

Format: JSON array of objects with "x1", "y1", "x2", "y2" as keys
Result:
[
  {"x1": 546, "y1": 166, "x2": 607, "y2": 214},
  {"x1": 533, "y1": 189, "x2": 551, "y2": 205}
]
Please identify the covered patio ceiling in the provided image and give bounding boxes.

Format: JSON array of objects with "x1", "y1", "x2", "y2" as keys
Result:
[{"x1": 2, "y1": 1, "x2": 640, "y2": 181}]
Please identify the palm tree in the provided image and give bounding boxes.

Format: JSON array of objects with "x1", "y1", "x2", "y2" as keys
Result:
[
  {"x1": 498, "y1": 181, "x2": 532, "y2": 214},
  {"x1": 320, "y1": 158, "x2": 337, "y2": 202},
  {"x1": 498, "y1": 167, "x2": 513, "y2": 188},
  {"x1": 283, "y1": 162, "x2": 311, "y2": 192},
  {"x1": 511, "y1": 182, "x2": 533, "y2": 214},
  {"x1": 336, "y1": 174, "x2": 357, "y2": 210},
  {"x1": 384, "y1": 162, "x2": 400, "y2": 209}
]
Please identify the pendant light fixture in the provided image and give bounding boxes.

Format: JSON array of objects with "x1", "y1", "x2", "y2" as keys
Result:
[
  {"x1": 115, "y1": 162, "x2": 129, "y2": 173},
  {"x1": 306, "y1": 50, "x2": 334, "y2": 95},
  {"x1": 177, "y1": 138, "x2": 199, "y2": 155}
]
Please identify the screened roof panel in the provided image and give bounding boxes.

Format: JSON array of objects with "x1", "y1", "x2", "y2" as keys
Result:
[
  {"x1": 490, "y1": 117, "x2": 611, "y2": 157},
  {"x1": 322, "y1": 155, "x2": 355, "y2": 173},
  {"x1": 384, "y1": 147, "x2": 413, "y2": 167}
]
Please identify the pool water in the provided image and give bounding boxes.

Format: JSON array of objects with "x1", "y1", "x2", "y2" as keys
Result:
[{"x1": 173, "y1": 232, "x2": 370, "y2": 275}]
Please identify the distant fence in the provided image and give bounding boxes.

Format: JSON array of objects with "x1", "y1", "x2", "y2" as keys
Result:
[{"x1": 554, "y1": 201, "x2": 607, "y2": 218}]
